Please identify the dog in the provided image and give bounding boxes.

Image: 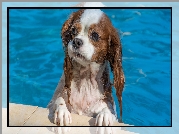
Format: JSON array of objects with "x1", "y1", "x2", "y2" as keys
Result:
[{"x1": 47, "y1": 9, "x2": 125, "y2": 127}]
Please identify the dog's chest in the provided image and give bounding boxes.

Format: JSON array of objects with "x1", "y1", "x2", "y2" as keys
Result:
[{"x1": 69, "y1": 63, "x2": 105, "y2": 115}]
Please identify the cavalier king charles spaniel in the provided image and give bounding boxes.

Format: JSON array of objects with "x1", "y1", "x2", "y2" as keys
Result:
[{"x1": 48, "y1": 9, "x2": 125, "y2": 127}]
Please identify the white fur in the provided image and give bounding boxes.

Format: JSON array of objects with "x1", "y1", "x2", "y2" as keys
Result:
[
  {"x1": 68, "y1": 9, "x2": 104, "y2": 66},
  {"x1": 95, "y1": 107, "x2": 113, "y2": 126},
  {"x1": 68, "y1": 41, "x2": 92, "y2": 66},
  {"x1": 74, "y1": 34, "x2": 94, "y2": 62},
  {"x1": 80, "y1": 9, "x2": 103, "y2": 28},
  {"x1": 54, "y1": 97, "x2": 72, "y2": 126}
]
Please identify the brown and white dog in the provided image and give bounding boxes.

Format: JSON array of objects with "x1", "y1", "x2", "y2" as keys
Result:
[{"x1": 47, "y1": 9, "x2": 125, "y2": 126}]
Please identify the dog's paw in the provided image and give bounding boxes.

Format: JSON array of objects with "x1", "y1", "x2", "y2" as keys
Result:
[
  {"x1": 95, "y1": 107, "x2": 114, "y2": 126},
  {"x1": 51, "y1": 127, "x2": 71, "y2": 134},
  {"x1": 54, "y1": 105, "x2": 72, "y2": 126}
]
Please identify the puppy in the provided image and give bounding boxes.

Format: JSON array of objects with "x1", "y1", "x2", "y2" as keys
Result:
[{"x1": 47, "y1": 9, "x2": 125, "y2": 126}]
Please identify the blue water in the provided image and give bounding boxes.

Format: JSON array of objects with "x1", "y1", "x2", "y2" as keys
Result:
[{"x1": 9, "y1": 8, "x2": 171, "y2": 126}]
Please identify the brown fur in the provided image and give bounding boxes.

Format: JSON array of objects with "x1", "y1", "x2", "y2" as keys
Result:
[
  {"x1": 107, "y1": 25, "x2": 125, "y2": 122},
  {"x1": 90, "y1": 16, "x2": 110, "y2": 63},
  {"x1": 104, "y1": 15, "x2": 125, "y2": 122}
]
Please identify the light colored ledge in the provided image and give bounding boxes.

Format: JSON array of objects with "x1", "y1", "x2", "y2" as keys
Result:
[
  {"x1": 9, "y1": 103, "x2": 131, "y2": 126},
  {"x1": 2, "y1": 103, "x2": 138, "y2": 134}
]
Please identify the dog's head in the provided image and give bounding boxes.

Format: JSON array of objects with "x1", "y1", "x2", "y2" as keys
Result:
[
  {"x1": 61, "y1": 9, "x2": 124, "y2": 100},
  {"x1": 61, "y1": 9, "x2": 122, "y2": 66}
]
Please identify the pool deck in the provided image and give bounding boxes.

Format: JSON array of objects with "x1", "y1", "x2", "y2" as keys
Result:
[{"x1": 2, "y1": 103, "x2": 138, "y2": 134}]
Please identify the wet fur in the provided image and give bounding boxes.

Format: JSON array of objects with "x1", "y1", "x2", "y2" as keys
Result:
[{"x1": 48, "y1": 9, "x2": 125, "y2": 123}]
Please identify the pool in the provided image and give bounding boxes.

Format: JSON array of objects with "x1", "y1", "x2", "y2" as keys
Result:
[{"x1": 9, "y1": 8, "x2": 171, "y2": 126}]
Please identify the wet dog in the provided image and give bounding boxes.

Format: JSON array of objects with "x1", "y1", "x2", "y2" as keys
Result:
[{"x1": 47, "y1": 9, "x2": 125, "y2": 127}]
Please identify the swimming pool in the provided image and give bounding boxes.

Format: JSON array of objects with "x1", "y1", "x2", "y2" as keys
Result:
[{"x1": 9, "y1": 8, "x2": 171, "y2": 126}]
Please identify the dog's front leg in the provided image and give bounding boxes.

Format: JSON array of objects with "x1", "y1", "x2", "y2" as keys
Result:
[
  {"x1": 53, "y1": 97, "x2": 72, "y2": 126},
  {"x1": 95, "y1": 107, "x2": 116, "y2": 134},
  {"x1": 95, "y1": 107, "x2": 116, "y2": 126}
]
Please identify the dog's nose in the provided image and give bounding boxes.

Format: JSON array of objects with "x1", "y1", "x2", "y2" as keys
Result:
[{"x1": 72, "y1": 38, "x2": 83, "y2": 49}]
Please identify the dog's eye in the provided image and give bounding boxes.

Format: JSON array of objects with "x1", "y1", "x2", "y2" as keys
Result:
[
  {"x1": 71, "y1": 27, "x2": 77, "y2": 35},
  {"x1": 91, "y1": 32, "x2": 99, "y2": 41}
]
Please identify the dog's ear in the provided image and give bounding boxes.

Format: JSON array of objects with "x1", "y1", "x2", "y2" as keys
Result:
[
  {"x1": 61, "y1": 13, "x2": 74, "y2": 47},
  {"x1": 61, "y1": 12, "x2": 75, "y2": 105},
  {"x1": 63, "y1": 50, "x2": 73, "y2": 106},
  {"x1": 107, "y1": 27, "x2": 125, "y2": 122}
]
